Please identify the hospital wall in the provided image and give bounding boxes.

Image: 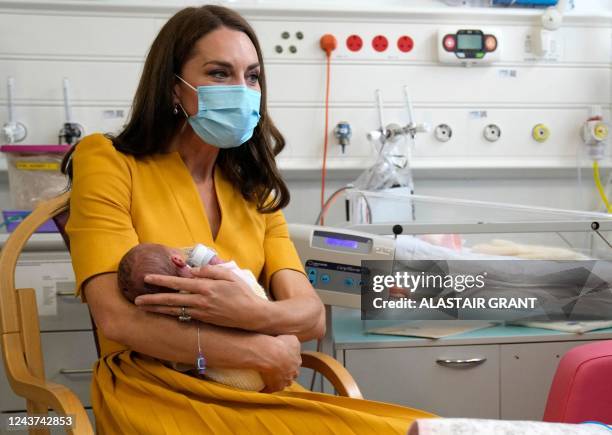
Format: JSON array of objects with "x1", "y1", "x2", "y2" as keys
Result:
[{"x1": 0, "y1": 0, "x2": 610, "y2": 226}]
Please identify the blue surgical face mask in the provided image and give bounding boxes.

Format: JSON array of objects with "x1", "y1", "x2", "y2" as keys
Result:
[{"x1": 175, "y1": 75, "x2": 261, "y2": 148}]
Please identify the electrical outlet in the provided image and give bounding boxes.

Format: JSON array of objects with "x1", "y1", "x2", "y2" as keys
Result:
[
  {"x1": 397, "y1": 35, "x2": 414, "y2": 53},
  {"x1": 346, "y1": 34, "x2": 363, "y2": 52},
  {"x1": 273, "y1": 30, "x2": 305, "y2": 55},
  {"x1": 372, "y1": 35, "x2": 389, "y2": 52}
]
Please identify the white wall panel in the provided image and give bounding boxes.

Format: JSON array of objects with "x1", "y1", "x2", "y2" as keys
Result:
[
  {"x1": 0, "y1": 4, "x2": 610, "y2": 170},
  {"x1": 265, "y1": 65, "x2": 610, "y2": 105},
  {"x1": 1, "y1": 61, "x2": 608, "y2": 107},
  {"x1": 0, "y1": 0, "x2": 610, "y2": 219},
  {"x1": 254, "y1": 20, "x2": 611, "y2": 64},
  {"x1": 0, "y1": 60, "x2": 142, "y2": 104},
  {"x1": 0, "y1": 13, "x2": 158, "y2": 58},
  {"x1": 273, "y1": 106, "x2": 611, "y2": 168},
  {"x1": 0, "y1": 106, "x2": 128, "y2": 144}
]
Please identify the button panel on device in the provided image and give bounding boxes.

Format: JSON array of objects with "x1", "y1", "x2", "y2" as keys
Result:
[
  {"x1": 305, "y1": 260, "x2": 363, "y2": 294},
  {"x1": 307, "y1": 267, "x2": 317, "y2": 285}
]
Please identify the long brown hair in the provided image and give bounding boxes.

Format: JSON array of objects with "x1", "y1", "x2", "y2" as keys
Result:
[{"x1": 62, "y1": 5, "x2": 289, "y2": 212}]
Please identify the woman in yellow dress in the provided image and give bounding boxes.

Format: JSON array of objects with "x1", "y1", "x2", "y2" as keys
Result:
[{"x1": 64, "y1": 5, "x2": 435, "y2": 434}]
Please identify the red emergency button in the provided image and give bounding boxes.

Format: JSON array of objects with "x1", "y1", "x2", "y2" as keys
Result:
[
  {"x1": 484, "y1": 35, "x2": 497, "y2": 52},
  {"x1": 443, "y1": 34, "x2": 456, "y2": 51}
]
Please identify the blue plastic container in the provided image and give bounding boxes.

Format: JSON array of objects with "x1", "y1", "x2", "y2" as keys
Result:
[{"x1": 2, "y1": 210, "x2": 58, "y2": 233}]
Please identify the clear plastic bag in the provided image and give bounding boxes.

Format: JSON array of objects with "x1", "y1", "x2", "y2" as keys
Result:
[
  {"x1": 352, "y1": 134, "x2": 414, "y2": 191},
  {"x1": 349, "y1": 135, "x2": 416, "y2": 224},
  {"x1": 5, "y1": 151, "x2": 68, "y2": 210}
]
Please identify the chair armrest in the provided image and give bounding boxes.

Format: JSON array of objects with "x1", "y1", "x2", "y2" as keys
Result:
[
  {"x1": 2, "y1": 333, "x2": 94, "y2": 435},
  {"x1": 34, "y1": 381, "x2": 93, "y2": 435},
  {"x1": 300, "y1": 351, "x2": 363, "y2": 399}
]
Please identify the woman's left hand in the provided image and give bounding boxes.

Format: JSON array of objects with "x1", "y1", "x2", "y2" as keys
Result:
[{"x1": 133, "y1": 265, "x2": 265, "y2": 329}]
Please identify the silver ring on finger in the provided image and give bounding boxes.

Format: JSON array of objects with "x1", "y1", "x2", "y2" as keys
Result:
[{"x1": 178, "y1": 306, "x2": 192, "y2": 322}]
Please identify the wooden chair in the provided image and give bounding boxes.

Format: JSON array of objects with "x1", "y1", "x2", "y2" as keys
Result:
[{"x1": 0, "y1": 192, "x2": 363, "y2": 435}]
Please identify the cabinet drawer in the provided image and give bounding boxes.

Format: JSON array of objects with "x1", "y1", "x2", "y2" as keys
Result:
[
  {"x1": 0, "y1": 331, "x2": 98, "y2": 412},
  {"x1": 40, "y1": 283, "x2": 92, "y2": 332},
  {"x1": 344, "y1": 345, "x2": 500, "y2": 418},
  {"x1": 15, "y1": 252, "x2": 92, "y2": 331},
  {"x1": 500, "y1": 340, "x2": 596, "y2": 420},
  {"x1": 42, "y1": 331, "x2": 98, "y2": 407}
]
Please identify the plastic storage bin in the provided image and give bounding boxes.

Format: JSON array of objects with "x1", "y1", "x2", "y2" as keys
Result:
[
  {"x1": 1, "y1": 145, "x2": 71, "y2": 210},
  {"x1": 1, "y1": 145, "x2": 71, "y2": 233}
]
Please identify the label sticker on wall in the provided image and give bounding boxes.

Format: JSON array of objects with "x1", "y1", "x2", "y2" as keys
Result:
[
  {"x1": 15, "y1": 162, "x2": 60, "y2": 171},
  {"x1": 102, "y1": 109, "x2": 125, "y2": 119},
  {"x1": 498, "y1": 69, "x2": 518, "y2": 78},
  {"x1": 469, "y1": 110, "x2": 488, "y2": 119}
]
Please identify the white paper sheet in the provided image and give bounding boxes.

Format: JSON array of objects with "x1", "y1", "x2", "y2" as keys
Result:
[{"x1": 14, "y1": 259, "x2": 75, "y2": 316}]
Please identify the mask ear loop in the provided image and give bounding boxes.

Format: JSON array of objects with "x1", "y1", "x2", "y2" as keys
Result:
[
  {"x1": 174, "y1": 74, "x2": 196, "y2": 121},
  {"x1": 176, "y1": 102, "x2": 189, "y2": 135},
  {"x1": 175, "y1": 74, "x2": 197, "y2": 92},
  {"x1": 177, "y1": 102, "x2": 189, "y2": 119}
]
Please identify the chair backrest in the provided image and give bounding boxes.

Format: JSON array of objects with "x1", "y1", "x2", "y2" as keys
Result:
[
  {"x1": 0, "y1": 191, "x2": 93, "y2": 434},
  {"x1": 543, "y1": 340, "x2": 612, "y2": 424}
]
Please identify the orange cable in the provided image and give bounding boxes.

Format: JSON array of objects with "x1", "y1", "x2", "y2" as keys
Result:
[{"x1": 320, "y1": 52, "x2": 331, "y2": 225}]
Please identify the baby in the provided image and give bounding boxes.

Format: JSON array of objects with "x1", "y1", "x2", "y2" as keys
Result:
[{"x1": 118, "y1": 242, "x2": 267, "y2": 391}]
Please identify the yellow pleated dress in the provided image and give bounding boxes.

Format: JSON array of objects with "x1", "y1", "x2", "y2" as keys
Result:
[{"x1": 66, "y1": 133, "x2": 435, "y2": 434}]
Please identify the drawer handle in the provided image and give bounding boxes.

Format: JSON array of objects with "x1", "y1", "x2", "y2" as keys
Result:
[
  {"x1": 59, "y1": 368, "x2": 93, "y2": 375},
  {"x1": 436, "y1": 357, "x2": 486, "y2": 368},
  {"x1": 56, "y1": 291, "x2": 76, "y2": 297}
]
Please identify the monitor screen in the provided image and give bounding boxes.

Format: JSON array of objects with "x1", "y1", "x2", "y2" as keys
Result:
[
  {"x1": 324, "y1": 237, "x2": 359, "y2": 249},
  {"x1": 457, "y1": 34, "x2": 482, "y2": 50}
]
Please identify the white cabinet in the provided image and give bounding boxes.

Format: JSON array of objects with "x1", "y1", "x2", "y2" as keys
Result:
[
  {"x1": 345, "y1": 345, "x2": 500, "y2": 418},
  {"x1": 0, "y1": 331, "x2": 98, "y2": 411},
  {"x1": 500, "y1": 341, "x2": 590, "y2": 421},
  {"x1": 40, "y1": 331, "x2": 98, "y2": 407},
  {"x1": 1, "y1": 246, "x2": 97, "y2": 423},
  {"x1": 342, "y1": 339, "x2": 604, "y2": 419},
  {"x1": 333, "y1": 310, "x2": 612, "y2": 420}
]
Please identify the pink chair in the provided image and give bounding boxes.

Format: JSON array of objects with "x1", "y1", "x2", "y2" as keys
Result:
[{"x1": 543, "y1": 340, "x2": 612, "y2": 424}]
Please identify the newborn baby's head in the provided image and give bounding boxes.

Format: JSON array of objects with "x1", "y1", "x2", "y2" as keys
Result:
[{"x1": 118, "y1": 243, "x2": 193, "y2": 303}]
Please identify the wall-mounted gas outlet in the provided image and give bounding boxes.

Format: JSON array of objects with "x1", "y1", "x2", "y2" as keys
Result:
[
  {"x1": 483, "y1": 124, "x2": 501, "y2": 142},
  {"x1": 434, "y1": 124, "x2": 453, "y2": 142},
  {"x1": 532, "y1": 123, "x2": 550, "y2": 142}
]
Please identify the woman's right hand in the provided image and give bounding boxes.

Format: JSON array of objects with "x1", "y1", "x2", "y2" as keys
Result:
[{"x1": 260, "y1": 334, "x2": 301, "y2": 393}]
